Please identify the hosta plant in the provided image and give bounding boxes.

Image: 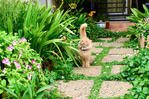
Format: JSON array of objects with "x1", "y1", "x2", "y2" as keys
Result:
[{"x1": 0, "y1": 31, "x2": 47, "y2": 95}]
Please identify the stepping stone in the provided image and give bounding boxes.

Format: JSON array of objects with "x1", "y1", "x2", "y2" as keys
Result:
[
  {"x1": 102, "y1": 55, "x2": 126, "y2": 63},
  {"x1": 98, "y1": 38, "x2": 112, "y2": 41},
  {"x1": 115, "y1": 38, "x2": 129, "y2": 43},
  {"x1": 99, "y1": 81, "x2": 133, "y2": 98},
  {"x1": 92, "y1": 42, "x2": 100, "y2": 47},
  {"x1": 74, "y1": 66, "x2": 102, "y2": 77},
  {"x1": 57, "y1": 80, "x2": 94, "y2": 99},
  {"x1": 109, "y1": 48, "x2": 134, "y2": 55},
  {"x1": 90, "y1": 56, "x2": 96, "y2": 63},
  {"x1": 111, "y1": 65, "x2": 124, "y2": 74},
  {"x1": 91, "y1": 48, "x2": 103, "y2": 53},
  {"x1": 99, "y1": 42, "x2": 124, "y2": 47}
]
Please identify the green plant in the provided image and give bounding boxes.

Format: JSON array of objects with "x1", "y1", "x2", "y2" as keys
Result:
[
  {"x1": 1, "y1": 73, "x2": 52, "y2": 99},
  {"x1": 0, "y1": 0, "x2": 80, "y2": 66},
  {"x1": 94, "y1": 14, "x2": 109, "y2": 22},
  {"x1": 55, "y1": 0, "x2": 85, "y2": 10},
  {"x1": 66, "y1": 8, "x2": 87, "y2": 35},
  {"x1": 52, "y1": 58, "x2": 74, "y2": 80},
  {"x1": 127, "y1": 4, "x2": 149, "y2": 23},
  {"x1": 0, "y1": 0, "x2": 26, "y2": 33},
  {"x1": 86, "y1": 21, "x2": 120, "y2": 41},
  {"x1": 121, "y1": 49, "x2": 149, "y2": 98},
  {"x1": 0, "y1": 31, "x2": 48, "y2": 95}
]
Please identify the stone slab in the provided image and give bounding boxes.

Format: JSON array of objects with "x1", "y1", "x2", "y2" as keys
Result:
[
  {"x1": 74, "y1": 66, "x2": 102, "y2": 77},
  {"x1": 115, "y1": 38, "x2": 129, "y2": 43},
  {"x1": 102, "y1": 55, "x2": 126, "y2": 63},
  {"x1": 111, "y1": 65, "x2": 124, "y2": 74},
  {"x1": 99, "y1": 81, "x2": 133, "y2": 98},
  {"x1": 109, "y1": 48, "x2": 134, "y2": 55},
  {"x1": 91, "y1": 48, "x2": 103, "y2": 53},
  {"x1": 98, "y1": 38, "x2": 112, "y2": 41},
  {"x1": 92, "y1": 42, "x2": 100, "y2": 47},
  {"x1": 99, "y1": 42, "x2": 124, "y2": 47},
  {"x1": 57, "y1": 80, "x2": 94, "y2": 99}
]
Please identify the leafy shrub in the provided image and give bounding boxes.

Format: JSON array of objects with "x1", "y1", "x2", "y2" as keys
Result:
[
  {"x1": 121, "y1": 49, "x2": 149, "y2": 98},
  {"x1": 86, "y1": 21, "x2": 121, "y2": 41},
  {"x1": 0, "y1": 31, "x2": 47, "y2": 95},
  {"x1": 134, "y1": 18, "x2": 149, "y2": 38},
  {"x1": 127, "y1": 5, "x2": 149, "y2": 23}
]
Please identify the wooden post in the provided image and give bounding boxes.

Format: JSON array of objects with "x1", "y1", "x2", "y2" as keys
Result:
[{"x1": 46, "y1": 0, "x2": 48, "y2": 8}]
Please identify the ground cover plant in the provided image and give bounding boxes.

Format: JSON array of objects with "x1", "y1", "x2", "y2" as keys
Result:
[
  {"x1": 121, "y1": 5, "x2": 149, "y2": 99},
  {"x1": 122, "y1": 49, "x2": 149, "y2": 98}
]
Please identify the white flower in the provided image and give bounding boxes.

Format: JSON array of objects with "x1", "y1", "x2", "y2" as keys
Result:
[{"x1": 106, "y1": 66, "x2": 109, "y2": 68}]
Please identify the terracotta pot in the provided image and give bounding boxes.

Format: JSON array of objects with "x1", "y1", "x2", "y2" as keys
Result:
[
  {"x1": 106, "y1": 21, "x2": 110, "y2": 29},
  {"x1": 139, "y1": 33, "x2": 145, "y2": 48}
]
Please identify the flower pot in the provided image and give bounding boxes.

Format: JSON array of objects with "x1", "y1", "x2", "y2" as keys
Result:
[
  {"x1": 106, "y1": 21, "x2": 110, "y2": 29},
  {"x1": 96, "y1": 22, "x2": 106, "y2": 28},
  {"x1": 138, "y1": 33, "x2": 145, "y2": 48}
]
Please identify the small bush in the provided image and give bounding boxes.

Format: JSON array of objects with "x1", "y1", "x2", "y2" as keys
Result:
[{"x1": 0, "y1": 31, "x2": 47, "y2": 95}]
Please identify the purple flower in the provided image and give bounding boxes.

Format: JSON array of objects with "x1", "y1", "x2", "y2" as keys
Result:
[
  {"x1": 2, "y1": 58, "x2": 11, "y2": 66},
  {"x1": 29, "y1": 65, "x2": 32, "y2": 70},
  {"x1": 21, "y1": 49, "x2": 23, "y2": 52},
  {"x1": 19, "y1": 39, "x2": 22, "y2": 43},
  {"x1": 21, "y1": 37, "x2": 27, "y2": 42},
  {"x1": 8, "y1": 45, "x2": 14, "y2": 51},
  {"x1": 2, "y1": 68, "x2": 6, "y2": 73},
  {"x1": 16, "y1": 63, "x2": 21, "y2": 69},
  {"x1": 32, "y1": 60, "x2": 36, "y2": 64},
  {"x1": 27, "y1": 73, "x2": 32, "y2": 80},
  {"x1": 12, "y1": 40, "x2": 17, "y2": 45},
  {"x1": 25, "y1": 64, "x2": 29, "y2": 68},
  {"x1": 18, "y1": 53, "x2": 22, "y2": 57},
  {"x1": 13, "y1": 60, "x2": 17, "y2": 64},
  {"x1": 37, "y1": 64, "x2": 41, "y2": 70}
]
